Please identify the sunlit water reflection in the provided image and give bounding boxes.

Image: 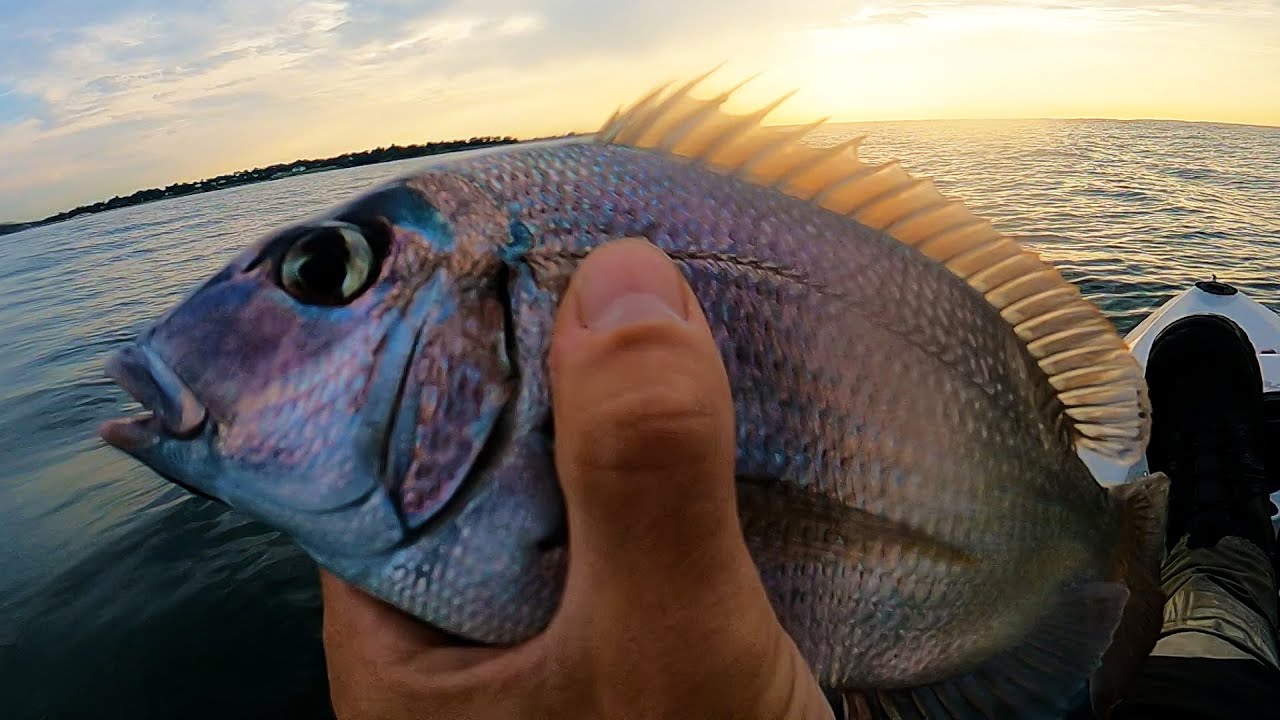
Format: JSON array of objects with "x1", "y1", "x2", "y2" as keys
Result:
[{"x1": 1, "y1": 119, "x2": 1277, "y2": 718}]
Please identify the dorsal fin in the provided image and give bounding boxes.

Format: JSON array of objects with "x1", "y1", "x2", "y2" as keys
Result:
[{"x1": 596, "y1": 77, "x2": 1150, "y2": 462}]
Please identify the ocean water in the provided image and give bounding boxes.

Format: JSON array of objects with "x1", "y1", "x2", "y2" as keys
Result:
[{"x1": 1, "y1": 119, "x2": 1278, "y2": 719}]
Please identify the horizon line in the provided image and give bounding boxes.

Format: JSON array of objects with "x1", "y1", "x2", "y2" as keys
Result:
[
  {"x1": 6, "y1": 114, "x2": 1277, "y2": 225},
  {"x1": 792, "y1": 115, "x2": 1280, "y2": 130}
]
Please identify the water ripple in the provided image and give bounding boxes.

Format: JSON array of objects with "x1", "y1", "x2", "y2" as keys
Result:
[{"x1": 1, "y1": 124, "x2": 1278, "y2": 718}]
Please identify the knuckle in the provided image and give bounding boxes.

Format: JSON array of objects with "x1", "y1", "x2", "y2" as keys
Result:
[
  {"x1": 585, "y1": 392, "x2": 721, "y2": 473},
  {"x1": 568, "y1": 323, "x2": 731, "y2": 473}
]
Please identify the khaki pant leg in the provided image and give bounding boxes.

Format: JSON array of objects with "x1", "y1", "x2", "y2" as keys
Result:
[{"x1": 1150, "y1": 535, "x2": 1279, "y2": 669}]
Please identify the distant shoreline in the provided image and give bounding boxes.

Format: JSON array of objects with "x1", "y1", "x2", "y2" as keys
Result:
[
  {"x1": 6, "y1": 114, "x2": 1276, "y2": 237},
  {"x1": 0, "y1": 136, "x2": 531, "y2": 237}
]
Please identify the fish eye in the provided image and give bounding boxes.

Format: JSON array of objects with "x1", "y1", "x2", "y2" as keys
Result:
[{"x1": 279, "y1": 223, "x2": 376, "y2": 305}]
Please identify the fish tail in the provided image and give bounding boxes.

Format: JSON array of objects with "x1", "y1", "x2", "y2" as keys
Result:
[
  {"x1": 831, "y1": 476, "x2": 1171, "y2": 720},
  {"x1": 1092, "y1": 472, "x2": 1171, "y2": 717},
  {"x1": 839, "y1": 581, "x2": 1130, "y2": 719}
]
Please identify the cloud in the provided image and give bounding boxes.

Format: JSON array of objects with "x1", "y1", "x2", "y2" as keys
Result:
[
  {"x1": 835, "y1": 0, "x2": 1280, "y2": 28},
  {"x1": 0, "y1": 0, "x2": 849, "y2": 219},
  {"x1": 0, "y1": 87, "x2": 48, "y2": 126},
  {"x1": 843, "y1": 8, "x2": 928, "y2": 25},
  {"x1": 21, "y1": 1, "x2": 349, "y2": 130},
  {"x1": 0, "y1": 0, "x2": 1277, "y2": 220}
]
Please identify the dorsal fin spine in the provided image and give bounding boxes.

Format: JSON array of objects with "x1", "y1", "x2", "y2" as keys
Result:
[
  {"x1": 1039, "y1": 344, "x2": 1125, "y2": 372},
  {"x1": 734, "y1": 117, "x2": 830, "y2": 179},
  {"x1": 633, "y1": 69, "x2": 725, "y2": 148},
  {"x1": 700, "y1": 92, "x2": 798, "y2": 164},
  {"x1": 597, "y1": 75, "x2": 1150, "y2": 461},
  {"x1": 1050, "y1": 369, "x2": 1131, "y2": 395},
  {"x1": 916, "y1": 223, "x2": 997, "y2": 262},
  {"x1": 1000, "y1": 287, "x2": 1078, "y2": 325},
  {"x1": 944, "y1": 238, "x2": 1010, "y2": 275},
  {"x1": 826, "y1": 162, "x2": 913, "y2": 215},
  {"x1": 599, "y1": 109, "x2": 623, "y2": 142},
  {"x1": 658, "y1": 90, "x2": 735, "y2": 151},
  {"x1": 1025, "y1": 325, "x2": 1101, "y2": 353},
  {"x1": 852, "y1": 179, "x2": 942, "y2": 227},
  {"x1": 967, "y1": 254, "x2": 1037, "y2": 288},
  {"x1": 888, "y1": 202, "x2": 976, "y2": 243},
  {"x1": 809, "y1": 164, "x2": 882, "y2": 206},
  {"x1": 774, "y1": 135, "x2": 866, "y2": 193},
  {"x1": 984, "y1": 270, "x2": 1057, "y2": 303},
  {"x1": 812, "y1": 161, "x2": 905, "y2": 214},
  {"x1": 1015, "y1": 306, "x2": 1100, "y2": 337},
  {"x1": 609, "y1": 82, "x2": 675, "y2": 145}
]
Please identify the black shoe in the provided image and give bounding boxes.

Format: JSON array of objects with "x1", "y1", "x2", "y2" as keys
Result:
[{"x1": 1145, "y1": 314, "x2": 1276, "y2": 557}]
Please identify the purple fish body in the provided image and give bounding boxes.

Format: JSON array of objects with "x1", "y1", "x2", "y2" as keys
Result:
[{"x1": 102, "y1": 82, "x2": 1169, "y2": 718}]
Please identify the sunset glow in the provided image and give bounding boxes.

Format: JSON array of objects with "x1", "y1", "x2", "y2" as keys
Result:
[{"x1": 1, "y1": 0, "x2": 1278, "y2": 220}]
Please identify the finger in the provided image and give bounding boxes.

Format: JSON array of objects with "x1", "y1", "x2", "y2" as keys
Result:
[
  {"x1": 319, "y1": 570, "x2": 501, "y2": 673},
  {"x1": 321, "y1": 569, "x2": 543, "y2": 719},
  {"x1": 546, "y1": 239, "x2": 832, "y2": 717},
  {"x1": 547, "y1": 238, "x2": 768, "y2": 617}
]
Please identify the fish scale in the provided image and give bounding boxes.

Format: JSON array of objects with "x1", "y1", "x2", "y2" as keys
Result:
[
  {"x1": 101, "y1": 80, "x2": 1169, "y2": 719},
  {"x1": 481, "y1": 136, "x2": 1109, "y2": 668}
]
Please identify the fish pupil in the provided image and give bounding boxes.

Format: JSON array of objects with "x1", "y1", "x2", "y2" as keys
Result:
[
  {"x1": 279, "y1": 223, "x2": 377, "y2": 306},
  {"x1": 298, "y1": 231, "x2": 350, "y2": 296}
]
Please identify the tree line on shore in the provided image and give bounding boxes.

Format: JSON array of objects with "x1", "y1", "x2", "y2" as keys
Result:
[{"x1": 1, "y1": 136, "x2": 523, "y2": 236}]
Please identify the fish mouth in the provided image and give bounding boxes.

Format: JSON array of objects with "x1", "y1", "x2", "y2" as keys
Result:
[{"x1": 100, "y1": 345, "x2": 208, "y2": 451}]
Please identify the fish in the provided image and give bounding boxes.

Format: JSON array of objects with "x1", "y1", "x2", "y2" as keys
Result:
[{"x1": 100, "y1": 76, "x2": 1169, "y2": 719}]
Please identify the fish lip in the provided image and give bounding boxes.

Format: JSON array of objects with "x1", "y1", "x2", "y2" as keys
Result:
[{"x1": 100, "y1": 344, "x2": 208, "y2": 448}]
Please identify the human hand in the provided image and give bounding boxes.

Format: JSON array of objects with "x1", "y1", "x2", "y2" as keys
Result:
[{"x1": 320, "y1": 238, "x2": 834, "y2": 720}]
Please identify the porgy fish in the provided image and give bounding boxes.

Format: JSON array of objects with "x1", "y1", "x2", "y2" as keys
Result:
[{"x1": 100, "y1": 77, "x2": 1169, "y2": 718}]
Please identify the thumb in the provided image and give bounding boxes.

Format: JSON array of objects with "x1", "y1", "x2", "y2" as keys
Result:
[
  {"x1": 548, "y1": 239, "x2": 834, "y2": 720},
  {"x1": 547, "y1": 237, "x2": 763, "y2": 614}
]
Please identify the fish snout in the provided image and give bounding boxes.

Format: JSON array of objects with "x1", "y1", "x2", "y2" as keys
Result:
[{"x1": 100, "y1": 345, "x2": 207, "y2": 449}]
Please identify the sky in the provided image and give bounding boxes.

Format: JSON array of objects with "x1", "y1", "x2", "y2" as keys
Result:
[{"x1": 1, "y1": 0, "x2": 1278, "y2": 221}]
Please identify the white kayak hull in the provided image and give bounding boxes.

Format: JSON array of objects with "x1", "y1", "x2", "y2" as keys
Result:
[{"x1": 1079, "y1": 280, "x2": 1280, "y2": 527}]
